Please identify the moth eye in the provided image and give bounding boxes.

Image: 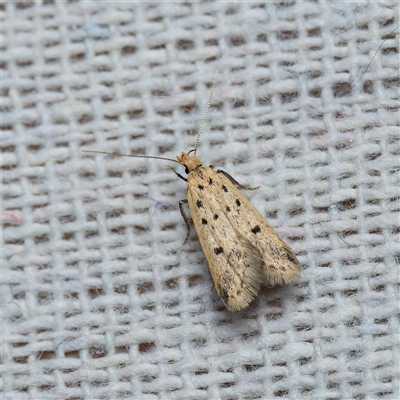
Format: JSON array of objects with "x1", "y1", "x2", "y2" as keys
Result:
[{"x1": 185, "y1": 167, "x2": 189, "y2": 174}]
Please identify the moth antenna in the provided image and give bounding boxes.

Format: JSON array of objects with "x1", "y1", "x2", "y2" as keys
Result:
[
  {"x1": 352, "y1": 25, "x2": 399, "y2": 89},
  {"x1": 81, "y1": 149, "x2": 180, "y2": 164},
  {"x1": 193, "y1": 70, "x2": 219, "y2": 156}
]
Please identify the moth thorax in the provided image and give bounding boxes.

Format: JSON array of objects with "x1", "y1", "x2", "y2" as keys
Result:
[{"x1": 176, "y1": 152, "x2": 202, "y2": 172}]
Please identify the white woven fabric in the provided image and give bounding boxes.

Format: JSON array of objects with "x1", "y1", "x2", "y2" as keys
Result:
[{"x1": 2, "y1": 2, "x2": 399, "y2": 399}]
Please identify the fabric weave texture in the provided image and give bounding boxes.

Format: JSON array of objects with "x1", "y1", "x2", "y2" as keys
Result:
[{"x1": 2, "y1": 2, "x2": 399, "y2": 399}]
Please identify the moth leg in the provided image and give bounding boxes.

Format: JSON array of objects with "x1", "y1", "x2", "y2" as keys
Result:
[
  {"x1": 179, "y1": 199, "x2": 192, "y2": 245},
  {"x1": 217, "y1": 169, "x2": 260, "y2": 190},
  {"x1": 209, "y1": 164, "x2": 214, "y2": 169},
  {"x1": 168, "y1": 166, "x2": 187, "y2": 182}
]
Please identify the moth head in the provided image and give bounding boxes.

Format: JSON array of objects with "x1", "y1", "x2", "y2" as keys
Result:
[{"x1": 176, "y1": 150, "x2": 202, "y2": 174}]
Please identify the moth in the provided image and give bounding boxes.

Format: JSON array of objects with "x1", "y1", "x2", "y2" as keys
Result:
[{"x1": 83, "y1": 71, "x2": 301, "y2": 311}]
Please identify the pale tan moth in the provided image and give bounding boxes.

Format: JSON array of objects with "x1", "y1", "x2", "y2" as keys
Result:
[{"x1": 83, "y1": 71, "x2": 301, "y2": 311}]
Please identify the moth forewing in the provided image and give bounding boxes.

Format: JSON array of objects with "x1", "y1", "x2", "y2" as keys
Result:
[
  {"x1": 186, "y1": 166, "x2": 264, "y2": 311},
  {"x1": 185, "y1": 164, "x2": 300, "y2": 311},
  {"x1": 208, "y1": 170, "x2": 301, "y2": 288}
]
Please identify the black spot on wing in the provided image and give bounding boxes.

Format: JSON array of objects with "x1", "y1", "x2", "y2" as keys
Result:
[
  {"x1": 209, "y1": 178, "x2": 213, "y2": 185},
  {"x1": 196, "y1": 200, "x2": 203, "y2": 208},
  {"x1": 202, "y1": 218, "x2": 207, "y2": 225},
  {"x1": 222, "y1": 185, "x2": 228, "y2": 192},
  {"x1": 235, "y1": 199, "x2": 241, "y2": 206},
  {"x1": 214, "y1": 247, "x2": 224, "y2": 255},
  {"x1": 198, "y1": 184, "x2": 204, "y2": 190},
  {"x1": 213, "y1": 214, "x2": 219, "y2": 220},
  {"x1": 251, "y1": 225, "x2": 261, "y2": 234},
  {"x1": 226, "y1": 206, "x2": 231, "y2": 212}
]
